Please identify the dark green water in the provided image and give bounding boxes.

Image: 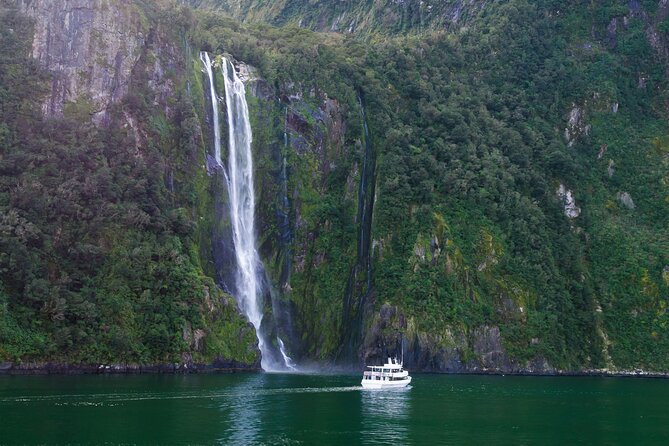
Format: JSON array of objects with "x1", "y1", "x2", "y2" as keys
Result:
[{"x1": 0, "y1": 373, "x2": 667, "y2": 445}]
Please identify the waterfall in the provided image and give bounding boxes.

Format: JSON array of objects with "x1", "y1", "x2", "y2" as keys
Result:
[
  {"x1": 200, "y1": 52, "x2": 223, "y2": 164},
  {"x1": 339, "y1": 93, "x2": 376, "y2": 363},
  {"x1": 220, "y1": 56, "x2": 266, "y2": 366},
  {"x1": 357, "y1": 94, "x2": 374, "y2": 288},
  {"x1": 201, "y1": 52, "x2": 295, "y2": 372},
  {"x1": 278, "y1": 107, "x2": 292, "y2": 287}
]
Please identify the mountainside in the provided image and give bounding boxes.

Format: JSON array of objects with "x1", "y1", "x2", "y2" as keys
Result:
[
  {"x1": 187, "y1": 0, "x2": 488, "y2": 33},
  {"x1": 1, "y1": 0, "x2": 668, "y2": 374}
]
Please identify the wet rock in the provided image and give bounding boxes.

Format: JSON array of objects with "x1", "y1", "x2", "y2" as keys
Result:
[
  {"x1": 209, "y1": 356, "x2": 261, "y2": 371},
  {"x1": 360, "y1": 304, "x2": 556, "y2": 374},
  {"x1": 0, "y1": 360, "x2": 259, "y2": 374},
  {"x1": 470, "y1": 326, "x2": 509, "y2": 369},
  {"x1": 236, "y1": 61, "x2": 272, "y2": 99},
  {"x1": 617, "y1": 191, "x2": 635, "y2": 209},
  {"x1": 557, "y1": 183, "x2": 581, "y2": 218},
  {"x1": 638, "y1": 74, "x2": 647, "y2": 89},
  {"x1": 181, "y1": 352, "x2": 193, "y2": 366},
  {"x1": 564, "y1": 104, "x2": 590, "y2": 147},
  {"x1": 19, "y1": 0, "x2": 178, "y2": 124},
  {"x1": 193, "y1": 329, "x2": 206, "y2": 352},
  {"x1": 597, "y1": 144, "x2": 608, "y2": 159}
]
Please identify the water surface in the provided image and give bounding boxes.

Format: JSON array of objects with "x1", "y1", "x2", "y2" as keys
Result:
[{"x1": 0, "y1": 373, "x2": 667, "y2": 445}]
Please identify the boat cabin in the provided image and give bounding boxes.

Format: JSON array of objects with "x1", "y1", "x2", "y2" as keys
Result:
[{"x1": 362, "y1": 358, "x2": 408, "y2": 382}]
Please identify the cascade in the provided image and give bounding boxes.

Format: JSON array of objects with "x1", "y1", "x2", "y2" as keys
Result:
[
  {"x1": 201, "y1": 52, "x2": 295, "y2": 371},
  {"x1": 357, "y1": 94, "x2": 374, "y2": 289},
  {"x1": 339, "y1": 93, "x2": 377, "y2": 363},
  {"x1": 200, "y1": 52, "x2": 223, "y2": 165},
  {"x1": 278, "y1": 107, "x2": 292, "y2": 287}
]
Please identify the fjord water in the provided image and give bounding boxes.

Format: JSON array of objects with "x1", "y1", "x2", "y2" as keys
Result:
[{"x1": 1, "y1": 374, "x2": 668, "y2": 445}]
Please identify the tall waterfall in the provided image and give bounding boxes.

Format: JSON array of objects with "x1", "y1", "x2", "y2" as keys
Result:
[{"x1": 201, "y1": 52, "x2": 295, "y2": 371}]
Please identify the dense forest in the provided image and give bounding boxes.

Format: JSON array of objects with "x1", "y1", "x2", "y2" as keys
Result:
[{"x1": 0, "y1": 0, "x2": 668, "y2": 372}]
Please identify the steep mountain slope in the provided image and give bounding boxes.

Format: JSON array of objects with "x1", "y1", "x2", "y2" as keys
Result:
[
  {"x1": 0, "y1": 1, "x2": 259, "y2": 369},
  {"x1": 1, "y1": 0, "x2": 668, "y2": 373},
  {"x1": 190, "y1": 0, "x2": 669, "y2": 372},
  {"x1": 188, "y1": 0, "x2": 487, "y2": 33}
]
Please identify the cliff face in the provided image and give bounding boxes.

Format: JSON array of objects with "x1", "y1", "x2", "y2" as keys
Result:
[
  {"x1": 3, "y1": 0, "x2": 669, "y2": 374},
  {"x1": 17, "y1": 0, "x2": 145, "y2": 121},
  {"x1": 0, "y1": 0, "x2": 260, "y2": 369},
  {"x1": 221, "y1": 0, "x2": 669, "y2": 374}
]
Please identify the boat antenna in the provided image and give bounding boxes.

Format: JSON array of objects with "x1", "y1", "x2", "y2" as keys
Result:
[{"x1": 401, "y1": 334, "x2": 404, "y2": 366}]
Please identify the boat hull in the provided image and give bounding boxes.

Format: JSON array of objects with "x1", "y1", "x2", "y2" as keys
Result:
[{"x1": 361, "y1": 376, "x2": 412, "y2": 389}]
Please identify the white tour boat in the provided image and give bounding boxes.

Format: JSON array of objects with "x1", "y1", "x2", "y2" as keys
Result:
[{"x1": 361, "y1": 357, "x2": 411, "y2": 389}]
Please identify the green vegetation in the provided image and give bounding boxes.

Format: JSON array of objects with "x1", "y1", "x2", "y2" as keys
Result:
[
  {"x1": 0, "y1": 4, "x2": 257, "y2": 365},
  {"x1": 190, "y1": 0, "x2": 669, "y2": 369},
  {"x1": 188, "y1": 0, "x2": 485, "y2": 34},
  {"x1": 1, "y1": 0, "x2": 667, "y2": 371}
]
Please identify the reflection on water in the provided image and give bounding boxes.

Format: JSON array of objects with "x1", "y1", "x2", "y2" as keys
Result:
[
  {"x1": 361, "y1": 387, "x2": 411, "y2": 444},
  {"x1": 216, "y1": 374, "x2": 264, "y2": 445},
  {"x1": 3, "y1": 374, "x2": 669, "y2": 445},
  {"x1": 214, "y1": 374, "x2": 364, "y2": 445}
]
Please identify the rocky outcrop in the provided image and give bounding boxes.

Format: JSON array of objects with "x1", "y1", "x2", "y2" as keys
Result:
[
  {"x1": 17, "y1": 0, "x2": 146, "y2": 121},
  {"x1": 564, "y1": 104, "x2": 590, "y2": 147},
  {"x1": 557, "y1": 183, "x2": 581, "y2": 218},
  {"x1": 17, "y1": 0, "x2": 181, "y2": 127},
  {"x1": 617, "y1": 191, "x2": 636, "y2": 210},
  {"x1": 361, "y1": 304, "x2": 554, "y2": 373}
]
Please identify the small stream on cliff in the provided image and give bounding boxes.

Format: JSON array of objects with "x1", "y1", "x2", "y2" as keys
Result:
[
  {"x1": 340, "y1": 94, "x2": 377, "y2": 363},
  {"x1": 1, "y1": 374, "x2": 668, "y2": 445}
]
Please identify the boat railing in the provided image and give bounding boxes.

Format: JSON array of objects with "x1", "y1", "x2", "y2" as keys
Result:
[{"x1": 363, "y1": 371, "x2": 404, "y2": 377}]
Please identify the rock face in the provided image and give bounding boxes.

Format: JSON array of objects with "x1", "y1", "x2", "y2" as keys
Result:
[
  {"x1": 8, "y1": 1, "x2": 262, "y2": 369},
  {"x1": 17, "y1": 0, "x2": 145, "y2": 121},
  {"x1": 617, "y1": 191, "x2": 636, "y2": 210},
  {"x1": 361, "y1": 304, "x2": 553, "y2": 373},
  {"x1": 238, "y1": 59, "x2": 354, "y2": 362},
  {"x1": 564, "y1": 104, "x2": 590, "y2": 147},
  {"x1": 557, "y1": 184, "x2": 581, "y2": 218}
]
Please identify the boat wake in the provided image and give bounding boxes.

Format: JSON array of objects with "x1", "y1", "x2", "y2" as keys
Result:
[{"x1": 0, "y1": 386, "x2": 363, "y2": 405}]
